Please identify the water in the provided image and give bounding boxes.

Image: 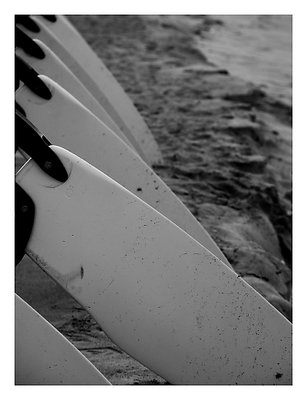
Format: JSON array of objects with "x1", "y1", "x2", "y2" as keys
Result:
[{"x1": 199, "y1": 15, "x2": 292, "y2": 106}]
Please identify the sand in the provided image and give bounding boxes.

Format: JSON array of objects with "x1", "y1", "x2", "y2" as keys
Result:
[{"x1": 15, "y1": 15, "x2": 292, "y2": 384}]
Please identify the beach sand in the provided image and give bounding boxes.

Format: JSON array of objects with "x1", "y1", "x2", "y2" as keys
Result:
[{"x1": 15, "y1": 15, "x2": 292, "y2": 384}]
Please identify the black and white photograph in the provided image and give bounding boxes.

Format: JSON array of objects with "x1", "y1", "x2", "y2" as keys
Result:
[{"x1": 14, "y1": 11, "x2": 293, "y2": 387}]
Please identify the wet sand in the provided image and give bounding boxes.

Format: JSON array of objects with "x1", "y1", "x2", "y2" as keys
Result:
[{"x1": 15, "y1": 15, "x2": 292, "y2": 384}]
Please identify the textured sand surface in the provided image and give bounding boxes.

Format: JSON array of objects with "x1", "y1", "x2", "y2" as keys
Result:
[{"x1": 15, "y1": 15, "x2": 292, "y2": 384}]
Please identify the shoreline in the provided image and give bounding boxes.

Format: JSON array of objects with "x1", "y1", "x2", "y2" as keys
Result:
[{"x1": 196, "y1": 15, "x2": 292, "y2": 106}]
